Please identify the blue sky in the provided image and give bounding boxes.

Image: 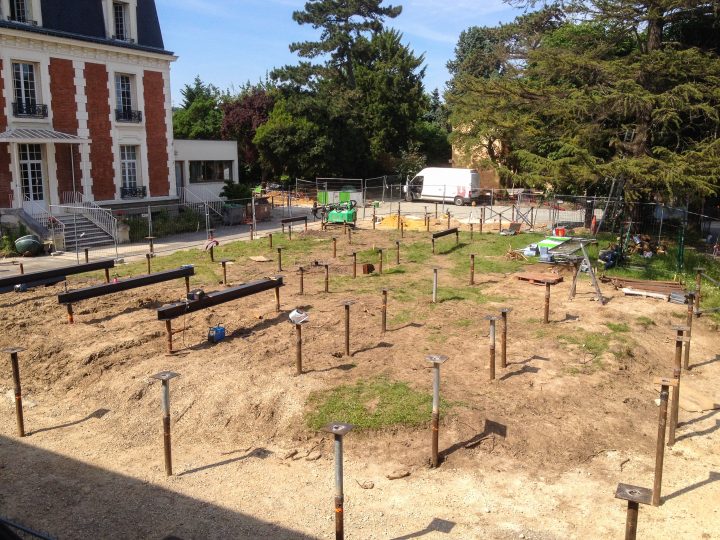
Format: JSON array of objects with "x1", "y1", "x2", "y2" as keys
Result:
[{"x1": 156, "y1": 0, "x2": 524, "y2": 105}]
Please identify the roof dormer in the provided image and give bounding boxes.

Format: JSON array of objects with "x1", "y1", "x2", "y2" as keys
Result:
[
  {"x1": 103, "y1": 0, "x2": 137, "y2": 44},
  {"x1": 1, "y1": 0, "x2": 43, "y2": 26}
]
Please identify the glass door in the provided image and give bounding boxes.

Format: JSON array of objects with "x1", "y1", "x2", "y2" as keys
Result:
[{"x1": 19, "y1": 144, "x2": 46, "y2": 206}]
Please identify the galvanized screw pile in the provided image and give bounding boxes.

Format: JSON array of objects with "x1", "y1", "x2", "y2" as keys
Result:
[
  {"x1": 395, "y1": 240, "x2": 401, "y2": 265},
  {"x1": 372, "y1": 207, "x2": 376, "y2": 229},
  {"x1": 426, "y1": 354, "x2": 448, "y2": 468},
  {"x1": 653, "y1": 377, "x2": 675, "y2": 506},
  {"x1": 295, "y1": 323, "x2": 303, "y2": 375},
  {"x1": 469, "y1": 254, "x2": 475, "y2": 285},
  {"x1": 277, "y1": 247, "x2": 283, "y2": 272},
  {"x1": 544, "y1": 282, "x2": 551, "y2": 324},
  {"x1": 348, "y1": 228, "x2": 352, "y2": 245},
  {"x1": 299, "y1": 266, "x2": 305, "y2": 295},
  {"x1": 432, "y1": 268, "x2": 438, "y2": 303},
  {"x1": 150, "y1": 371, "x2": 180, "y2": 476},
  {"x1": 668, "y1": 326, "x2": 688, "y2": 446},
  {"x1": 485, "y1": 315, "x2": 498, "y2": 380},
  {"x1": 352, "y1": 252, "x2": 357, "y2": 279},
  {"x1": 146, "y1": 253, "x2": 152, "y2": 274},
  {"x1": 322, "y1": 422, "x2": 354, "y2": 540},
  {"x1": 268, "y1": 233, "x2": 273, "y2": 248},
  {"x1": 209, "y1": 244, "x2": 215, "y2": 262},
  {"x1": 250, "y1": 224, "x2": 254, "y2": 241},
  {"x1": 381, "y1": 289, "x2": 388, "y2": 333},
  {"x1": 324, "y1": 264, "x2": 330, "y2": 293},
  {"x1": 3, "y1": 347, "x2": 26, "y2": 437},
  {"x1": 333, "y1": 237, "x2": 337, "y2": 258},
  {"x1": 378, "y1": 249, "x2": 383, "y2": 274},
  {"x1": 684, "y1": 292, "x2": 695, "y2": 370},
  {"x1": 500, "y1": 308, "x2": 512, "y2": 369}
]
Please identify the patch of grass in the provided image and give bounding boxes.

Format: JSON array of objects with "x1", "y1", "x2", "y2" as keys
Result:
[
  {"x1": 671, "y1": 311, "x2": 686, "y2": 319},
  {"x1": 389, "y1": 309, "x2": 414, "y2": 325},
  {"x1": 306, "y1": 377, "x2": 446, "y2": 431},
  {"x1": 437, "y1": 285, "x2": 491, "y2": 305},
  {"x1": 635, "y1": 316, "x2": 656, "y2": 329},
  {"x1": 559, "y1": 331, "x2": 611, "y2": 358},
  {"x1": 606, "y1": 322, "x2": 630, "y2": 333},
  {"x1": 454, "y1": 318, "x2": 473, "y2": 328}
]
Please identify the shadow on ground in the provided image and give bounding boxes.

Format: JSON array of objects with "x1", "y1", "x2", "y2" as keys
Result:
[{"x1": 0, "y1": 435, "x2": 315, "y2": 539}]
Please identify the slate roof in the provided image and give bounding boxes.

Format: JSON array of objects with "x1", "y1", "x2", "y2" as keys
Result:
[{"x1": 0, "y1": 0, "x2": 172, "y2": 56}]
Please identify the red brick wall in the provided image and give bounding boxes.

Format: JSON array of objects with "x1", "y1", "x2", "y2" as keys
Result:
[
  {"x1": 143, "y1": 70, "x2": 170, "y2": 197},
  {"x1": 0, "y1": 59, "x2": 12, "y2": 208},
  {"x1": 49, "y1": 58, "x2": 82, "y2": 195},
  {"x1": 84, "y1": 62, "x2": 115, "y2": 201}
]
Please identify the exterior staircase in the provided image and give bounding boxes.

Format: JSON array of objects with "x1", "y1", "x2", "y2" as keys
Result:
[{"x1": 55, "y1": 214, "x2": 115, "y2": 249}]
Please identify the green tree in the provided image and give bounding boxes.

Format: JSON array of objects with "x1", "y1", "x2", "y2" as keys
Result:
[
  {"x1": 173, "y1": 77, "x2": 224, "y2": 140},
  {"x1": 290, "y1": 0, "x2": 402, "y2": 88},
  {"x1": 448, "y1": 3, "x2": 720, "y2": 198}
]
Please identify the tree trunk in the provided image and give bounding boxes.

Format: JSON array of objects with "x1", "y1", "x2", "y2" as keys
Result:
[{"x1": 646, "y1": 4, "x2": 664, "y2": 52}]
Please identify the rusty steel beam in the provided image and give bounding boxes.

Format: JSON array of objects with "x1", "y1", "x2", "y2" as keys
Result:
[{"x1": 157, "y1": 276, "x2": 284, "y2": 320}]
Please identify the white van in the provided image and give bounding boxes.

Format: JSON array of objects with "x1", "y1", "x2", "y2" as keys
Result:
[{"x1": 403, "y1": 167, "x2": 481, "y2": 206}]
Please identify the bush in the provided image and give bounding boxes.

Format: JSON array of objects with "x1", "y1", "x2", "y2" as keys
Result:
[
  {"x1": 0, "y1": 224, "x2": 29, "y2": 256},
  {"x1": 125, "y1": 209, "x2": 202, "y2": 242}
]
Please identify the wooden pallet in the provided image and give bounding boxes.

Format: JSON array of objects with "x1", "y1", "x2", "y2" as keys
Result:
[{"x1": 516, "y1": 272, "x2": 564, "y2": 285}]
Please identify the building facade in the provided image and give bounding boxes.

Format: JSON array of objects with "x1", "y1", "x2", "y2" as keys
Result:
[{"x1": 0, "y1": 0, "x2": 176, "y2": 211}]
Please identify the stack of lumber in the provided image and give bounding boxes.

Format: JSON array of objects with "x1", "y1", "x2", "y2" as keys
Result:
[{"x1": 601, "y1": 276, "x2": 684, "y2": 300}]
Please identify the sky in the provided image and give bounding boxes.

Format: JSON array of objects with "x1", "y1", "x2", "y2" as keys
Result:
[{"x1": 156, "y1": 0, "x2": 525, "y2": 106}]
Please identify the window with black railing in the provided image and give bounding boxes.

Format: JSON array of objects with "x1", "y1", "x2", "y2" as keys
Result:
[
  {"x1": 12, "y1": 62, "x2": 47, "y2": 118},
  {"x1": 115, "y1": 109, "x2": 142, "y2": 122},
  {"x1": 120, "y1": 186, "x2": 147, "y2": 199},
  {"x1": 12, "y1": 102, "x2": 48, "y2": 118}
]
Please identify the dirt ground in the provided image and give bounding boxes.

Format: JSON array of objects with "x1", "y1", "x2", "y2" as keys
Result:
[{"x1": 0, "y1": 225, "x2": 718, "y2": 539}]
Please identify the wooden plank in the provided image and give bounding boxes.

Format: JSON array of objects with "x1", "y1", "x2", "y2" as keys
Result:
[
  {"x1": 621, "y1": 288, "x2": 669, "y2": 300},
  {"x1": 516, "y1": 272, "x2": 564, "y2": 285}
]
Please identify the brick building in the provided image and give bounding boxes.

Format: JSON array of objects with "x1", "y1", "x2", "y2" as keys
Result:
[{"x1": 0, "y1": 0, "x2": 175, "y2": 212}]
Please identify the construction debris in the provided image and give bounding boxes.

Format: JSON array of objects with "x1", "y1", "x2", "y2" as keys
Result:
[{"x1": 601, "y1": 276, "x2": 684, "y2": 300}]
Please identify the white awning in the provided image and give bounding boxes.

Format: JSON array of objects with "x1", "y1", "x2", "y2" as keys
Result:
[{"x1": 0, "y1": 128, "x2": 90, "y2": 144}]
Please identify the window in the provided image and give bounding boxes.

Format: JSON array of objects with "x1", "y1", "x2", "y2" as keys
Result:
[
  {"x1": 9, "y1": 0, "x2": 32, "y2": 23},
  {"x1": 120, "y1": 145, "x2": 138, "y2": 188},
  {"x1": 189, "y1": 161, "x2": 233, "y2": 183},
  {"x1": 114, "y1": 74, "x2": 141, "y2": 122},
  {"x1": 11, "y1": 62, "x2": 46, "y2": 118},
  {"x1": 113, "y1": 2, "x2": 128, "y2": 40},
  {"x1": 19, "y1": 144, "x2": 44, "y2": 202}
]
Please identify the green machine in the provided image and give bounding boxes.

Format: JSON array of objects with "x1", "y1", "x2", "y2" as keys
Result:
[{"x1": 326, "y1": 200, "x2": 358, "y2": 225}]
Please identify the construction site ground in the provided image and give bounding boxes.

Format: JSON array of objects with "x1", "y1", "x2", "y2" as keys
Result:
[{"x1": 0, "y1": 220, "x2": 718, "y2": 539}]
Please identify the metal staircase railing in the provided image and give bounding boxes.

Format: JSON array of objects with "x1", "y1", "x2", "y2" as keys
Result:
[
  {"x1": 21, "y1": 196, "x2": 65, "y2": 249},
  {"x1": 60, "y1": 191, "x2": 119, "y2": 258}
]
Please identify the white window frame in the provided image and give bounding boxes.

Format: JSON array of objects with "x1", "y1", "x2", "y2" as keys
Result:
[
  {"x1": 12, "y1": 61, "x2": 37, "y2": 106},
  {"x1": 115, "y1": 73, "x2": 134, "y2": 111},
  {"x1": 120, "y1": 145, "x2": 139, "y2": 189},
  {"x1": 2, "y1": 0, "x2": 41, "y2": 25},
  {"x1": 103, "y1": 0, "x2": 137, "y2": 42}
]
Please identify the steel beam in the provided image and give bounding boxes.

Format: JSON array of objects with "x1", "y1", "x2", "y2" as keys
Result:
[
  {"x1": 0, "y1": 259, "x2": 115, "y2": 290},
  {"x1": 157, "y1": 276, "x2": 284, "y2": 321},
  {"x1": 58, "y1": 267, "x2": 195, "y2": 304}
]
